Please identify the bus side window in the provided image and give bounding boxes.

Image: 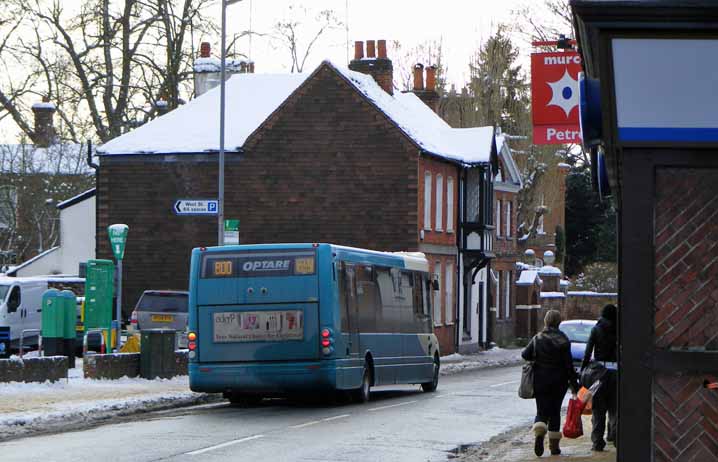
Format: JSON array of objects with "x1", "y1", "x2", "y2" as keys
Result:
[{"x1": 356, "y1": 265, "x2": 380, "y2": 333}]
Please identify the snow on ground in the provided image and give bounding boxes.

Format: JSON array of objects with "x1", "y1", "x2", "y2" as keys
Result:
[
  {"x1": 440, "y1": 347, "x2": 523, "y2": 375},
  {"x1": 0, "y1": 360, "x2": 211, "y2": 440}
]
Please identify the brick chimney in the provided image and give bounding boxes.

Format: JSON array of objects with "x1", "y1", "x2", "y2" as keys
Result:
[
  {"x1": 413, "y1": 64, "x2": 440, "y2": 114},
  {"x1": 31, "y1": 96, "x2": 56, "y2": 148},
  {"x1": 349, "y1": 39, "x2": 394, "y2": 95},
  {"x1": 194, "y1": 42, "x2": 255, "y2": 98}
]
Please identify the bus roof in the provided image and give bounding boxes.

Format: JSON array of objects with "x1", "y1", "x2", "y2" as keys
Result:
[{"x1": 196, "y1": 243, "x2": 430, "y2": 273}]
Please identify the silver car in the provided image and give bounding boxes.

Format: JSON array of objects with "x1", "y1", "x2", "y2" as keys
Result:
[{"x1": 130, "y1": 290, "x2": 188, "y2": 333}]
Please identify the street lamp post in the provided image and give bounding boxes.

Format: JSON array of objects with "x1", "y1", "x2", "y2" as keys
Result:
[{"x1": 218, "y1": 0, "x2": 243, "y2": 246}]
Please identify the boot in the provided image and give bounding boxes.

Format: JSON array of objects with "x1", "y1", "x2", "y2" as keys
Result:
[
  {"x1": 532, "y1": 422, "x2": 548, "y2": 457},
  {"x1": 548, "y1": 432, "x2": 562, "y2": 455}
]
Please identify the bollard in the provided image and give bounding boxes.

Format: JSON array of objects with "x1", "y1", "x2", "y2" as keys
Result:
[{"x1": 60, "y1": 290, "x2": 77, "y2": 368}]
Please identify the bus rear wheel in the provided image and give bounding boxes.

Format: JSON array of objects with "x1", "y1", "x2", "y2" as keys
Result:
[
  {"x1": 353, "y1": 366, "x2": 372, "y2": 403},
  {"x1": 421, "y1": 355, "x2": 440, "y2": 392}
]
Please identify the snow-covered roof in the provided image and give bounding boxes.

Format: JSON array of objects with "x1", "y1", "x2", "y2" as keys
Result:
[
  {"x1": 57, "y1": 188, "x2": 96, "y2": 210},
  {"x1": 4, "y1": 247, "x2": 60, "y2": 277},
  {"x1": 98, "y1": 72, "x2": 308, "y2": 156},
  {"x1": 516, "y1": 270, "x2": 541, "y2": 286},
  {"x1": 98, "y1": 60, "x2": 496, "y2": 166},
  {"x1": 0, "y1": 143, "x2": 91, "y2": 175},
  {"x1": 495, "y1": 133, "x2": 523, "y2": 187},
  {"x1": 567, "y1": 291, "x2": 618, "y2": 297}
]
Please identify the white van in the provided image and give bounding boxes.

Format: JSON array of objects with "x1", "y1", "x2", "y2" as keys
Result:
[{"x1": 0, "y1": 277, "x2": 47, "y2": 346}]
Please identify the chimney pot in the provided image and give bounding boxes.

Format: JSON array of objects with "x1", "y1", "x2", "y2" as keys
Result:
[
  {"x1": 377, "y1": 40, "x2": 387, "y2": 59},
  {"x1": 354, "y1": 41, "x2": 364, "y2": 60},
  {"x1": 366, "y1": 40, "x2": 376, "y2": 58},
  {"x1": 31, "y1": 98, "x2": 56, "y2": 148},
  {"x1": 200, "y1": 42, "x2": 211, "y2": 58},
  {"x1": 425, "y1": 65, "x2": 438, "y2": 91},
  {"x1": 413, "y1": 64, "x2": 425, "y2": 91}
]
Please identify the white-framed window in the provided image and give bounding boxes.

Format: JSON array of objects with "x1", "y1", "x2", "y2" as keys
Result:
[
  {"x1": 495, "y1": 270, "x2": 502, "y2": 318},
  {"x1": 445, "y1": 262, "x2": 453, "y2": 325},
  {"x1": 435, "y1": 174, "x2": 443, "y2": 232},
  {"x1": 504, "y1": 271, "x2": 511, "y2": 319},
  {"x1": 495, "y1": 199, "x2": 502, "y2": 237},
  {"x1": 424, "y1": 172, "x2": 432, "y2": 231},
  {"x1": 505, "y1": 201, "x2": 512, "y2": 237},
  {"x1": 433, "y1": 260, "x2": 442, "y2": 325},
  {"x1": 537, "y1": 194, "x2": 545, "y2": 234},
  {"x1": 446, "y1": 177, "x2": 454, "y2": 232}
]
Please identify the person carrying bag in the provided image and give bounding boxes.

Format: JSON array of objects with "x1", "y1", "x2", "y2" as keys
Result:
[
  {"x1": 521, "y1": 310, "x2": 580, "y2": 457},
  {"x1": 581, "y1": 304, "x2": 618, "y2": 452}
]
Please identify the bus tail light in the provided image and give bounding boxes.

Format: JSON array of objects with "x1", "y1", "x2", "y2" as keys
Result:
[
  {"x1": 130, "y1": 310, "x2": 138, "y2": 326},
  {"x1": 188, "y1": 341, "x2": 197, "y2": 351},
  {"x1": 188, "y1": 332, "x2": 197, "y2": 341},
  {"x1": 320, "y1": 328, "x2": 334, "y2": 355}
]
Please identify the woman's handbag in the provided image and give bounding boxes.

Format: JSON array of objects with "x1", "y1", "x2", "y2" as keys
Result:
[
  {"x1": 518, "y1": 336, "x2": 537, "y2": 399},
  {"x1": 563, "y1": 397, "x2": 585, "y2": 439}
]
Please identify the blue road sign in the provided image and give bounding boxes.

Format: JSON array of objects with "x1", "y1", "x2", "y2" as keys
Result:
[{"x1": 174, "y1": 199, "x2": 219, "y2": 216}]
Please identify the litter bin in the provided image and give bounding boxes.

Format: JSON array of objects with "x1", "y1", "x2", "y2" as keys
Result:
[
  {"x1": 140, "y1": 329, "x2": 176, "y2": 379},
  {"x1": 41, "y1": 289, "x2": 63, "y2": 356},
  {"x1": 60, "y1": 290, "x2": 77, "y2": 368}
]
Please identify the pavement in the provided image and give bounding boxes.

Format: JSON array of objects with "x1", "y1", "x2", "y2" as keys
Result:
[
  {"x1": 0, "y1": 347, "x2": 523, "y2": 442},
  {"x1": 456, "y1": 415, "x2": 617, "y2": 462}
]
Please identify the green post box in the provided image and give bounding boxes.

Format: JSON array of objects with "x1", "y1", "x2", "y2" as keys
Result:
[
  {"x1": 60, "y1": 290, "x2": 77, "y2": 368},
  {"x1": 41, "y1": 289, "x2": 63, "y2": 356},
  {"x1": 140, "y1": 329, "x2": 176, "y2": 379}
]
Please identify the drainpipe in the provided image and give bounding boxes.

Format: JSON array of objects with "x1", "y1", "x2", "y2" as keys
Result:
[{"x1": 86, "y1": 140, "x2": 98, "y2": 171}]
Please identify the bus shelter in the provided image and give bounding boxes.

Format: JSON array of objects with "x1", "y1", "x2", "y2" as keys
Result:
[{"x1": 571, "y1": 1, "x2": 718, "y2": 461}]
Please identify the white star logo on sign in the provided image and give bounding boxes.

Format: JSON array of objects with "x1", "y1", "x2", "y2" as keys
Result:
[{"x1": 547, "y1": 70, "x2": 579, "y2": 117}]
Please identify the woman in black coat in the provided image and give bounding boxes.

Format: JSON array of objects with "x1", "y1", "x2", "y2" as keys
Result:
[{"x1": 522, "y1": 309, "x2": 579, "y2": 457}]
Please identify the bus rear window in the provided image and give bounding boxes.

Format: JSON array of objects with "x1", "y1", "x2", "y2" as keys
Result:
[{"x1": 201, "y1": 250, "x2": 316, "y2": 279}]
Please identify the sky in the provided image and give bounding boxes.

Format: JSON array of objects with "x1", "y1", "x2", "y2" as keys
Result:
[{"x1": 225, "y1": 0, "x2": 535, "y2": 86}]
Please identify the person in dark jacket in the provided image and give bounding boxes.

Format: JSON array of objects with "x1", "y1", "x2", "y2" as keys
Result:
[
  {"x1": 522, "y1": 310, "x2": 579, "y2": 457},
  {"x1": 581, "y1": 303, "x2": 618, "y2": 451}
]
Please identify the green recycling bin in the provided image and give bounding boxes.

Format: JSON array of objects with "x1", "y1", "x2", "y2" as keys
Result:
[
  {"x1": 60, "y1": 290, "x2": 77, "y2": 368},
  {"x1": 41, "y1": 289, "x2": 63, "y2": 356},
  {"x1": 140, "y1": 329, "x2": 176, "y2": 379}
]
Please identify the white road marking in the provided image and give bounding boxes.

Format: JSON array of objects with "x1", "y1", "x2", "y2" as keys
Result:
[
  {"x1": 368, "y1": 400, "x2": 418, "y2": 412},
  {"x1": 322, "y1": 414, "x2": 350, "y2": 422},
  {"x1": 290, "y1": 420, "x2": 322, "y2": 429},
  {"x1": 185, "y1": 435, "x2": 264, "y2": 455},
  {"x1": 489, "y1": 380, "x2": 520, "y2": 388},
  {"x1": 153, "y1": 402, "x2": 226, "y2": 415}
]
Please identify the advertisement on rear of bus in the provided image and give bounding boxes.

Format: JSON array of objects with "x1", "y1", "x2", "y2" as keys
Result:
[{"x1": 213, "y1": 310, "x2": 304, "y2": 342}]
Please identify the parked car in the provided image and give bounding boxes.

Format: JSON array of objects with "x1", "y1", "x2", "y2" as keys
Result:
[
  {"x1": 559, "y1": 319, "x2": 597, "y2": 372},
  {"x1": 130, "y1": 290, "x2": 189, "y2": 333}
]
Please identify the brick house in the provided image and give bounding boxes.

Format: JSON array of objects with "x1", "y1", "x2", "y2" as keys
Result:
[
  {"x1": 96, "y1": 40, "x2": 498, "y2": 354},
  {"x1": 488, "y1": 133, "x2": 523, "y2": 346}
]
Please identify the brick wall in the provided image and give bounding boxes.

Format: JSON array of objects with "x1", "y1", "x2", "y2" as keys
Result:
[
  {"x1": 98, "y1": 65, "x2": 420, "y2": 318},
  {"x1": 563, "y1": 293, "x2": 617, "y2": 320}
]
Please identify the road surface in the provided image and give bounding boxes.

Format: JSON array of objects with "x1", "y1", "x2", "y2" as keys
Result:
[{"x1": 0, "y1": 365, "x2": 535, "y2": 461}]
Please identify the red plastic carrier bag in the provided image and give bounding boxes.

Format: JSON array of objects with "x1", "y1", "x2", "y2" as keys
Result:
[{"x1": 563, "y1": 398, "x2": 585, "y2": 439}]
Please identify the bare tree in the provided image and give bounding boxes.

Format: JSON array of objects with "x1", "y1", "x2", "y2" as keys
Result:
[
  {"x1": 391, "y1": 39, "x2": 447, "y2": 93},
  {"x1": 0, "y1": 0, "x2": 216, "y2": 144},
  {"x1": 272, "y1": 4, "x2": 342, "y2": 73}
]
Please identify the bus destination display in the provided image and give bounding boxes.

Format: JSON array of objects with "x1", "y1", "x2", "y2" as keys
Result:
[{"x1": 201, "y1": 251, "x2": 315, "y2": 278}]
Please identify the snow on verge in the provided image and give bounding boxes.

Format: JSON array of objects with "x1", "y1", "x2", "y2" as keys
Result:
[{"x1": 440, "y1": 348, "x2": 523, "y2": 376}]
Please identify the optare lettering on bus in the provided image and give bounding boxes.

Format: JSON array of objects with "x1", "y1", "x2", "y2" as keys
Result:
[{"x1": 242, "y1": 260, "x2": 291, "y2": 272}]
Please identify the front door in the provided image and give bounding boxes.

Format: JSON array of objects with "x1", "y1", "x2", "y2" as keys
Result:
[{"x1": 342, "y1": 263, "x2": 360, "y2": 358}]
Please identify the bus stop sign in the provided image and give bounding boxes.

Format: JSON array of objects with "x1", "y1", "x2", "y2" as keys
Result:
[{"x1": 108, "y1": 224, "x2": 129, "y2": 260}]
